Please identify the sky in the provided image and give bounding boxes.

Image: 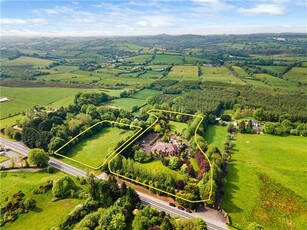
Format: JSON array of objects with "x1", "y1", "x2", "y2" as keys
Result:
[{"x1": 1, "y1": 0, "x2": 306, "y2": 37}]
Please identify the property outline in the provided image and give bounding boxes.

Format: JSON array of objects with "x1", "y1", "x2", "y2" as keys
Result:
[
  {"x1": 54, "y1": 120, "x2": 143, "y2": 170},
  {"x1": 108, "y1": 109, "x2": 213, "y2": 203}
]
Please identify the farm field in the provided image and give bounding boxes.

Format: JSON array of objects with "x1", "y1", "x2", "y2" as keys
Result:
[
  {"x1": 222, "y1": 134, "x2": 307, "y2": 229},
  {"x1": 184, "y1": 56, "x2": 207, "y2": 64},
  {"x1": 257, "y1": 65, "x2": 287, "y2": 74},
  {"x1": 232, "y1": 66, "x2": 250, "y2": 78},
  {"x1": 253, "y1": 73, "x2": 298, "y2": 90},
  {"x1": 59, "y1": 127, "x2": 134, "y2": 168},
  {"x1": 200, "y1": 66, "x2": 244, "y2": 84},
  {"x1": 0, "y1": 87, "x2": 94, "y2": 119},
  {"x1": 0, "y1": 170, "x2": 83, "y2": 229},
  {"x1": 52, "y1": 65, "x2": 79, "y2": 72},
  {"x1": 283, "y1": 67, "x2": 307, "y2": 83},
  {"x1": 132, "y1": 89, "x2": 161, "y2": 99},
  {"x1": 106, "y1": 97, "x2": 146, "y2": 111},
  {"x1": 1, "y1": 56, "x2": 53, "y2": 67},
  {"x1": 0, "y1": 114, "x2": 23, "y2": 129},
  {"x1": 125, "y1": 54, "x2": 153, "y2": 64},
  {"x1": 204, "y1": 125, "x2": 228, "y2": 152},
  {"x1": 167, "y1": 65, "x2": 199, "y2": 80},
  {"x1": 151, "y1": 54, "x2": 184, "y2": 65}
]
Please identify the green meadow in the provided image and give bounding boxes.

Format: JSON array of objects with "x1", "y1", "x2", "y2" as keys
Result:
[
  {"x1": 151, "y1": 54, "x2": 184, "y2": 65},
  {"x1": 204, "y1": 125, "x2": 228, "y2": 152},
  {"x1": 0, "y1": 170, "x2": 83, "y2": 230},
  {"x1": 283, "y1": 67, "x2": 307, "y2": 83},
  {"x1": 222, "y1": 134, "x2": 307, "y2": 229},
  {"x1": 201, "y1": 66, "x2": 244, "y2": 84},
  {"x1": 167, "y1": 65, "x2": 199, "y2": 80},
  {"x1": 59, "y1": 127, "x2": 133, "y2": 168}
]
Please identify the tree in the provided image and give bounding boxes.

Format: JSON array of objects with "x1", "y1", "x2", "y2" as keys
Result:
[
  {"x1": 154, "y1": 124, "x2": 162, "y2": 133},
  {"x1": 28, "y1": 148, "x2": 49, "y2": 167},
  {"x1": 246, "y1": 120, "x2": 253, "y2": 133},
  {"x1": 52, "y1": 176, "x2": 76, "y2": 198},
  {"x1": 109, "y1": 213, "x2": 126, "y2": 230},
  {"x1": 169, "y1": 157, "x2": 179, "y2": 170},
  {"x1": 221, "y1": 114, "x2": 231, "y2": 121},
  {"x1": 247, "y1": 222, "x2": 264, "y2": 230},
  {"x1": 238, "y1": 120, "x2": 246, "y2": 133},
  {"x1": 253, "y1": 108, "x2": 264, "y2": 121},
  {"x1": 227, "y1": 123, "x2": 235, "y2": 133}
]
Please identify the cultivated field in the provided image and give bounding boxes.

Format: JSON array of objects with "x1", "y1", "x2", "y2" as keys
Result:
[
  {"x1": 60, "y1": 127, "x2": 133, "y2": 168},
  {"x1": 1, "y1": 56, "x2": 53, "y2": 67},
  {"x1": 151, "y1": 54, "x2": 184, "y2": 65},
  {"x1": 0, "y1": 170, "x2": 83, "y2": 229},
  {"x1": 200, "y1": 66, "x2": 244, "y2": 84},
  {"x1": 253, "y1": 73, "x2": 298, "y2": 90},
  {"x1": 167, "y1": 65, "x2": 199, "y2": 80},
  {"x1": 283, "y1": 67, "x2": 307, "y2": 83},
  {"x1": 125, "y1": 54, "x2": 154, "y2": 64},
  {"x1": 0, "y1": 87, "x2": 93, "y2": 119},
  {"x1": 222, "y1": 134, "x2": 307, "y2": 229}
]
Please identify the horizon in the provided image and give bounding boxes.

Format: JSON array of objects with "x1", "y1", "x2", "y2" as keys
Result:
[{"x1": 1, "y1": 0, "x2": 306, "y2": 37}]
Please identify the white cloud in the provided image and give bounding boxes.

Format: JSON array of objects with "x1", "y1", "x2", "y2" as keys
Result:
[
  {"x1": 191, "y1": 0, "x2": 220, "y2": 4},
  {"x1": 136, "y1": 15, "x2": 175, "y2": 27},
  {"x1": 238, "y1": 4, "x2": 286, "y2": 15},
  {"x1": 33, "y1": 6, "x2": 73, "y2": 15},
  {"x1": 0, "y1": 18, "x2": 47, "y2": 25}
]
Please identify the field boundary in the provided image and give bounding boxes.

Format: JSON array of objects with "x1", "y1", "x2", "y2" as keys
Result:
[
  {"x1": 108, "y1": 109, "x2": 213, "y2": 203},
  {"x1": 54, "y1": 120, "x2": 143, "y2": 170}
]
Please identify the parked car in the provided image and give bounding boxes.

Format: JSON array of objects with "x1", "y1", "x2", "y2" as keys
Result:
[
  {"x1": 169, "y1": 203, "x2": 176, "y2": 207},
  {"x1": 186, "y1": 209, "x2": 192, "y2": 213},
  {"x1": 178, "y1": 206, "x2": 185, "y2": 211}
]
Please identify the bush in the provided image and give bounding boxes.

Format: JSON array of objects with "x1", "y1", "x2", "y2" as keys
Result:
[{"x1": 52, "y1": 176, "x2": 76, "y2": 198}]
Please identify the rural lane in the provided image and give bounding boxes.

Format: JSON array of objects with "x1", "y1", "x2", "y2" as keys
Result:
[{"x1": 0, "y1": 137, "x2": 228, "y2": 230}]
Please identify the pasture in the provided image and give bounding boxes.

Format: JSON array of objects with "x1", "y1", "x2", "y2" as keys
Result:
[
  {"x1": 169, "y1": 121, "x2": 188, "y2": 134},
  {"x1": 222, "y1": 134, "x2": 307, "y2": 229},
  {"x1": 0, "y1": 87, "x2": 91, "y2": 119},
  {"x1": 151, "y1": 54, "x2": 184, "y2": 65},
  {"x1": 60, "y1": 127, "x2": 133, "y2": 168},
  {"x1": 107, "y1": 97, "x2": 146, "y2": 111},
  {"x1": 204, "y1": 125, "x2": 228, "y2": 152},
  {"x1": 200, "y1": 66, "x2": 244, "y2": 84},
  {"x1": 258, "y1": 65, "x2": 287, "y2": 74},
  {"x1": 125, "y1": 55, "x2": 154, "y2": 64},
  {"x1": 253, "y1": 73, "x2": 298, "y2": 90},
  {"x1": 283, "y1": 67, "x2": 307, "y2": 83},
  {"x1": 132, "y1": 89, "x2": 161, "y2": 99},
  {"x1": 232, "y1": 66, "x2": 250, "y2": 78},
  {"x1": 1, "y1": 56, "x2": 53, "y2": 67},
  {"x1": 0, "y1": 114, "x2": 23, "y2": 129},
  {"x1": 167, "y1": 65, "x2": 199, "y2": 80},
  {"x1": 0, "y1": 170, "x2": 83, "y2": 229}
]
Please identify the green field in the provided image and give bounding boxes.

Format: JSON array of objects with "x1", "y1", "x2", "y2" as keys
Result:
[
  {"x1": 0, "y1": 155, "x2": 10, "y2": 163},
  {"x1": 283, "y1": 67, "x2": 307, "y2": 83},
  {"x1": 167, "y1": 65, "x2": 199, "y2": 80},
  {"x1": 204, "y1": 125, "x2": 228, "y2": 152},
  {"x1": 107, "y1": 98, "x2": 146, "y2": 111},
  {"x1": 258, "y1": 65, "x2": 287, "y2": 74},
  {"x1": 201, "y1": 66, "x2": 244, "y2": 84},
  {"x1": 132, "y1": 89, "x2": 161, "y2": 100},
  {"x1": 232, "y1": 66, "x2": 250, "y2": 78},
  {"x1": 254, "y1": 73, "x2": 298, "y2": 90},
  {"x1": 184, "y1": 56, "x2": 207, "y2": 64},
  {"x1": 0, "y1": 170, "x2": 83, "y2": 229},
  {"x1": 169, "y1": 121, "x2": 188, "y2": 134},
  {"x1": 125, "y1": 55, "x2": 154, "y2": 64},
  {"x1": 52, "y1": 65, "x2": 79, "y2": 72},
  {"x1": 0, "y1": 114, "x2": 23, "y2": 129},
  {"x1": 151, "y1": 54, "x2": 184, "y2": 65},
  {"x1": 0, "y1": 87, "x2": 93, "y2": 119},
  {"x1": 60, "y1": 127, "x2": 133, "y2": 168},
  {"x1": 1, "y1": 56, "x2": 53, "y2": 67},
  {"x1": 222, "y1": 134, "x2": 307, "y2": 229}
]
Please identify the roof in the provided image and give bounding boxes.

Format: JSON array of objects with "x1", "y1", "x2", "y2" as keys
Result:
[{"x1": 151, "y1": 142, "x2": 179, "y2": 153}]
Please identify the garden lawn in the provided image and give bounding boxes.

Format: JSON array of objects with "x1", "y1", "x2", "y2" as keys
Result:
[
  {"x1": 0, "y1": 87, "x2": 92, "y2": 119},
  {"x1": 169, "y1": 121, "x2": 188, "y2": 134},
  {"x1": 60, "y1": 127, "x2": 133, "y2": 168},
  {"x1": 0, "y1": 170, "x2": 83, "y2": 229},
  {"x1": 222, "y1": 134, "x2": 307, "y2": 230},
  {"x1": 204, "y1": 125, "x2": 228, "y2": 152},
  {"x1": 0, "y1": 155, "x2": 10, "y2": 163}
]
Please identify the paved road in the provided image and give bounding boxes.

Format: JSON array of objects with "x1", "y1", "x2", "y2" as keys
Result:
[{"x1": 0, "y1": 137, "x2": 228, "y2": 230}]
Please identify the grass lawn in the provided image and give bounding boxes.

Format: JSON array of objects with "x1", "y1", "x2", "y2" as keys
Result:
[
  {"x1": 222, "y1": 134, "x2": 307, "y2": 229},
  {"x1": 283, "y1": 67, "x2": 307, "y2": 83},
  {"x1": 167, "y1": 65, "x2": 199, "y2": 80},
  {"x1": 0, "y1": 87, "x2": 92, "y2": 119},
  {"x1": 0, "y1": 170, "x2": 83, "y2": 229},
  {"x1": 136, "y1": 160, "x2": 184, "y2": 180},
  {"x1": 204, "y1": 125, "x2": 228, "y2": 152},
  {"x1": 200, "y1": 66, "x2": 245, "y2": 84},
  {"x1": 0, "y1": 155, "x2": 10, "y2": 163},
  {"x1": 189, "y1": 157, "x2": 199, "y2": 174},
  {"x1": 60, "y1": 127, "x2": 133, "y2": 168},
  {"x1": 169, "y1": 121, "x2": 188, "y2": 134}
]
